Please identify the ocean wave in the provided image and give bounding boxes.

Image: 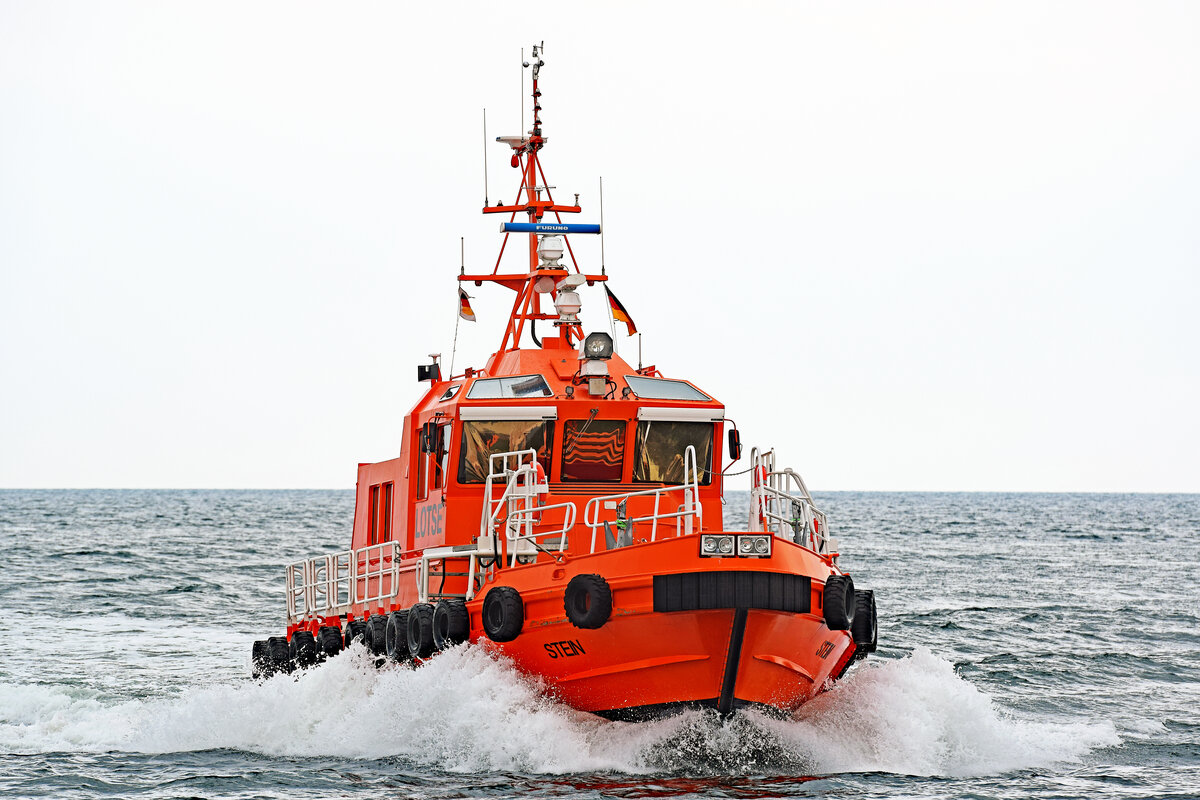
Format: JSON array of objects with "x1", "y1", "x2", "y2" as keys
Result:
[{"x1": 0, "y1": 646, "x2": 1118, "y2": 777}]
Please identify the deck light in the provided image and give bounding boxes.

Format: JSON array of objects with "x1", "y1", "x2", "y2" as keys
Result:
[
  {"x1": 737, "y1": 534, "x2": 772, "y2": 558},
  {"x1": 700, "y1": 534, "x2": 735, "y2": 557},
  {"x1": 582, "y1": 332, "x2": 614, "y2": 360}
]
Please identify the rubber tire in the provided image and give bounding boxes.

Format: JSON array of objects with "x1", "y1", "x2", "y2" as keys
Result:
[
  {"x1": 266, "y1": 635, "x2": 291, "y2": 675},
  {"x1": 433, "y1": 599, "x2": 469, "y2": 650},
  {"x1": 564, "y1": 573, "x2": 613, "y2": 629},
  {"x1": 363, "y1": 615, "x2": 388, "y2": 656},
  {"x1": 482, "y1": 586, "x2": 524, "y2": 643},
  {"x1": 317, "y1": 625, "x2": 343, "y2": 659},
  {"x1": 851, "y1": 589, "x2": 877, "y2": 654},
  {"x1": 385, "y1": 610, "x2": 411, "y2": 662},
  {"x1": 343, "y1": 619, "x2": 367, "y2": 650},
  {"x1": 250, "y1": 639, "x2": 268, "y2": 678},
  {"x1": 407, "y1": 603, "x2": 436, "y2": 659},
  {"x1": 290, "y1": 630, "x2": 319, "y2": 669},
  {"x1": 822, "y1": 574, "x2": 856, "y2": 631}
]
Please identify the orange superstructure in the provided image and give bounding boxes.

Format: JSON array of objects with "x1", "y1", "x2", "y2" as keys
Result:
[{"x1": 250, "y1": 44, "x2": 878, "y2": 719}]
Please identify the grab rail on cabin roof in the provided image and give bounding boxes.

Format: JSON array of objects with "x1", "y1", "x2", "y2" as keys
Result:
[
  {"x1": 750, "y1": 448, "x2": 832, "y2": 555},
  {"x1": 583, "y1": 445, "x2": 702, "y2": 552}
]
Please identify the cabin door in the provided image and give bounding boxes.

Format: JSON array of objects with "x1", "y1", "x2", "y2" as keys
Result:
[{"x1": 412, "y1": 418, "x2": 453, "y2": 550}]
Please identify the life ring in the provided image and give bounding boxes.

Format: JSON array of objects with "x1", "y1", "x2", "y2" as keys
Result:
[
  {"x1": 406, "y1": 602, "x2": 436, "y2": 659},
  {"x1": 564, "y1": 574, "x2": 613, "y2": 629},
  {"x1": 482, "y1": 586, "x2": 525, "y2": 642},
  {"x1": 822, "y1": 574, "x2": 856, "y2": 631},
  {"x1": 533, "y1": 461, "x2": 549, "y2": 523},
  {"x1": 753, "y1": 466, "x2": 769, "y2": 529}
]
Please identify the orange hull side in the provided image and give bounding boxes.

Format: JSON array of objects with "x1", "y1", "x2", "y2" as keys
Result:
[{"x1": 466, "y1": 536, "x2": 856, "y2": 717}]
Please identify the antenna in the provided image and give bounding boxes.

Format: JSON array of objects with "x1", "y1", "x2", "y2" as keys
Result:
[
  {"x1": 482, "y1": 108, "x2": 488, "y2": 206},
  {"x1": 451, "y1": 237, "x2": 465, "y2": 378},
  {"x1": 599, "y1": 176, "x2": 606, "y2": 276},
  {"x1": 520, "y1": 48, "x2": 524, "y2": 135}
]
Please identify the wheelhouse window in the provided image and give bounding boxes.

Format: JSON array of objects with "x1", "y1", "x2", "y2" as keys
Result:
[
  {"x1": 458, "y1": 420, "x2": 555, "y2": 484},
  {"x1": 561, "y1": 419, "x2": 626, "y2": 482},
  {"x1": 466, "y1": 374, "x2": 553, "y2": 399},
  {"x1": 624, "y1": 375, "x2": 711, "y2": 401},
  {"x1": 632, "y1": 421, "x2": 713, "y2": 485}
]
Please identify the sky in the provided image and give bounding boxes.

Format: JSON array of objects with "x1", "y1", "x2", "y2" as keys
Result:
[{"x1": 1, "y1": 1, "x2": 1197, "y2": 491}]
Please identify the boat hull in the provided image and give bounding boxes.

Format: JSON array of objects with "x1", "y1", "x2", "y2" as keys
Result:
[{"x1": 467, "y1": 535, "x2": 857, "y2": 717}]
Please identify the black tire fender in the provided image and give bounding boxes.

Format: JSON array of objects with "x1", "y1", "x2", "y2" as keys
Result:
[
  {"x1": 482, "y1": 586, "x2": 524, "y2": 642},
  {"x1": 564, "y1": 573, "x2": 613, "y2": 629},
  {"x1": 265, "y1": 635, "x2": 291, "y2": 675},
  {"x1": 822, "y1": 574, "x2": 856, "y2": 631},
  {"x1": 290, "y1": 630, "x2": 319, "y2": 669},
  {"x1": 407, "y1": 603, "x2": 436, "y2": 659},
  {"x1": 316, "y1": 625, "x2": 343, "y2": 659},
  {"x1": 433, "y1": 599, "x2": 470, "y2": 650},
  {"x1": 363, "y1": 615, "x2": 387, "y2": 656},
  {"x1": 851, "y1": 589, "x2": 877, "y2": 654},
  {"x1": 343, "y1": 619, "x2": 367, "y2": 650},
  {"x1": 250, "y1": 639, "x2": 268, "y2": 678},
  {"x1": 385, "y1": 610, "x2": 411, "y2": 662}
]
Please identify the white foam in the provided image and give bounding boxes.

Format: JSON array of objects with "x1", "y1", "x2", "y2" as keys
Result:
[
  {"x1": 0, "y1": 645, "x2": 1118, "y2": 776},
  {"x1": 758, "y1": 647, "x2": 1121, "y2": 777}
]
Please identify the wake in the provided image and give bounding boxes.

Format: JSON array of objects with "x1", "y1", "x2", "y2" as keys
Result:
[{"x1": 0, "y1": 645, "x2": 1117, "y2": 777}]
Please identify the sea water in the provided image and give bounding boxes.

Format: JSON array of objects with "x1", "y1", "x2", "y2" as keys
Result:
[{"x1": 0, "y1": 490, "x2": 1196, "y2": 799}]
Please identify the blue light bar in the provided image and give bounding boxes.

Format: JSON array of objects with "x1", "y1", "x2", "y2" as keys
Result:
[{"x1": 500, "y1": 222, "x2": 602, "y2": 234}]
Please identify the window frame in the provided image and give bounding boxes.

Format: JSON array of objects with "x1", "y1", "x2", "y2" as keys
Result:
[{"x1": 631, "y1": 419, "x2": 714, "y2": 486}]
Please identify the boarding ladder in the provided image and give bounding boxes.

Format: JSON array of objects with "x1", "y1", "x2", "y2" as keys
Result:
[{"x1": 415, "y1": 449, "x2": 577, "y2": 602}]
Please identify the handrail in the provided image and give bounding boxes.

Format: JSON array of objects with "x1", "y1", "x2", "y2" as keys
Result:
[
  {"x1": 583, "y1": 445, "x2": 702, "y2": 552},
  {"x1": 286, "y1": 541, "x2": 410, "y2": 623},
  {"x1": 749, "y1": 447, "x2": 830, "y2": 554},
  {"x1": 478, "y1": 447, "x2": 578, "y2": 568}
]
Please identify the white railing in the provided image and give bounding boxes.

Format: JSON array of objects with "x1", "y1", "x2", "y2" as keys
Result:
[
  {"x1": 749, "y1": 447, "x2": 832, "y2": 555},
  {"x1": 416, "y1": 545, "x2": 488, "y2": 603},
  {"x1": 287, "y1": 550, "x2": 350, "y2": 621},
  {"x1": 583, "y1": 445, "x2": 703, "y2": 552},
  {"x1": 481, "y1": 449, "x2": 577, "y2": 568},
  {"x1": 355, "y1": 541, "x2": 408, "y2": 607},
  {"x1": 285, "y1": 541, "x2": 408, "y2": 623}
]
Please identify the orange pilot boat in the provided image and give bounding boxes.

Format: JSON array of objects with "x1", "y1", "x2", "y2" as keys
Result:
[{"x1": 250, "y1": 45, "x2": 878, "y2": 719}]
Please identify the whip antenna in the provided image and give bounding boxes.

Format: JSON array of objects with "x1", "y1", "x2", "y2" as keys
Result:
[
  {"x1": 482, "y1": 109, "x2": 488, "y2": 206},
  {"x1": 450, "y1": 236, "x2": 465, "y2": 378},
  {"x1": 600, "y1": 176, "x2": 606, "y2": 276}
]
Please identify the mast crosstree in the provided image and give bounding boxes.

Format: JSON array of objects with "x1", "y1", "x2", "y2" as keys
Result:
[{"x1": 460, "y1": 43, "x2": 606, "y2": 366}]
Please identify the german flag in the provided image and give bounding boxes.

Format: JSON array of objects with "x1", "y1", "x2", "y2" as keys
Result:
[
  {"x1": 458, "y1": 288, "x2": 476, "y2": 322},
  {"x1": 604, "y1": 285, "x2": 637, "y2": 335}
]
